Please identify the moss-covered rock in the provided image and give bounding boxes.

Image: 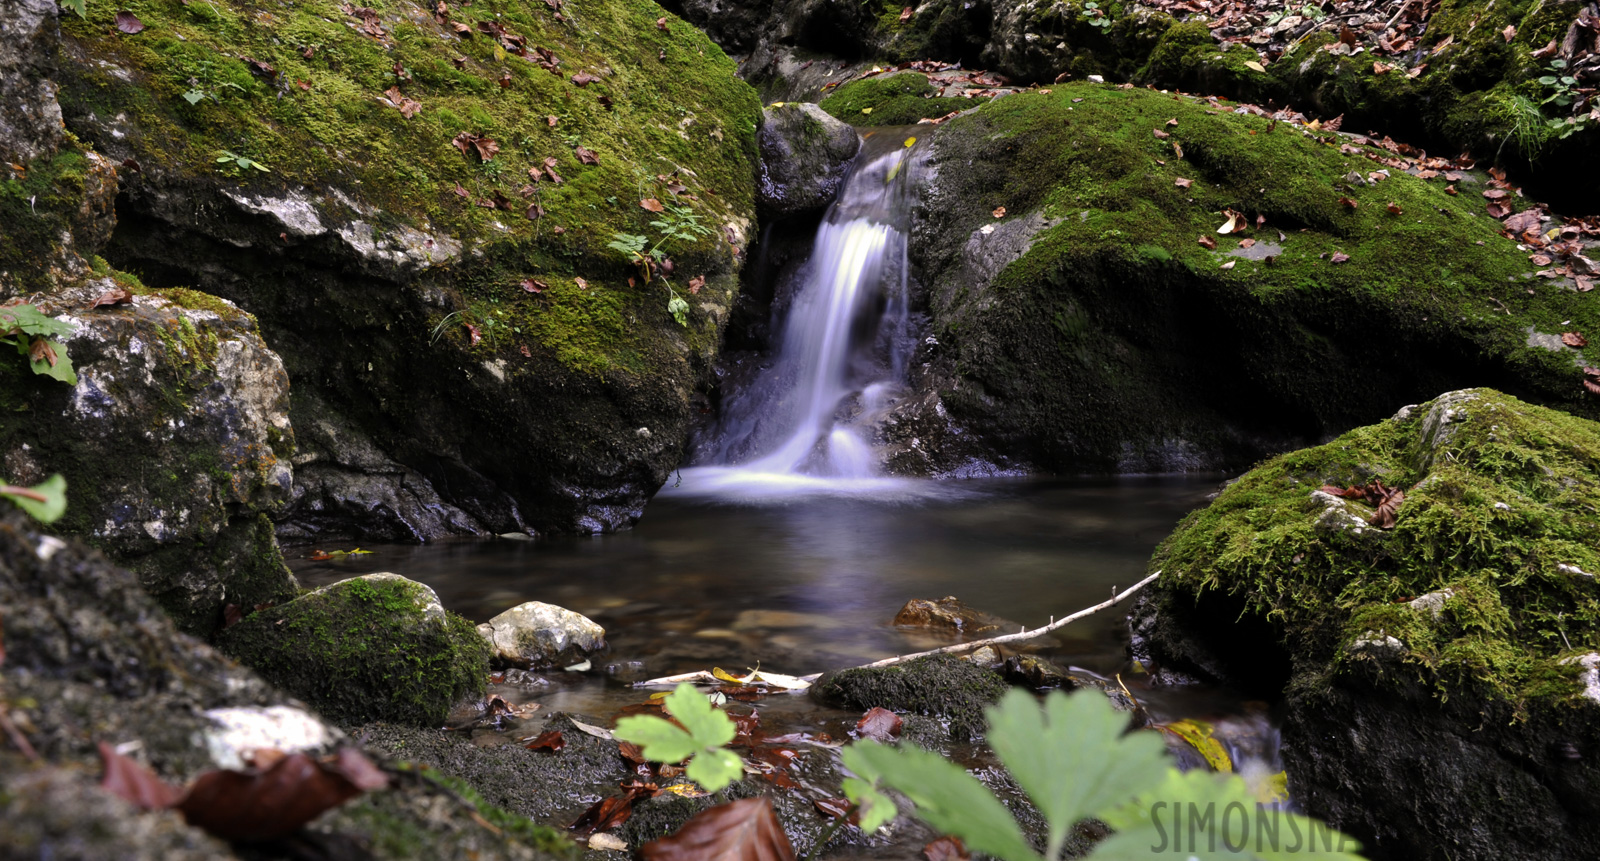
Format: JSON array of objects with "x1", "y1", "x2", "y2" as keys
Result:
[
  {"x1": 818, "y1": 71, "x2": 976, "y2": 126},
  {"x1": 1136, "y1": 388, "x2": 1600, "y2": 859},
  {"x1": 758, "y1": 102, "x2": 860, "y2": 218},
  {"x1": 813, "y1": 654, "x2": 1009, "y2": 741},
  {"x1": 884, "y1": 82, "x2": 1599, "y2": 476},
  {"x1": 218, "y1": 573, "x2": 491, "y2": 726},
  {"x1": 49, "y1": 0, "x2": 764, "y2": 537}
]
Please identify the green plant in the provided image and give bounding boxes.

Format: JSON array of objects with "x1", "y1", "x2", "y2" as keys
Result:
[
  {"x1": 216, "y1": 150, "x2": 270, "y2": 175},
  {"x1": 607, "y1": 204, "x2": 712, "y2": 327},
  {"x1": 1080, "y1": 1, "x2": 1113, "y2": 30},
  {"x1": 844, "y1": 689, "x2": 1364, "y2": 860},
  {"x1": 1, "y1": 474, "x2": 67, "y2": 524},
  {"x1": 58, "y1": 0, "x2": 86, "y2": 18},
  {"x1": 1539, "y1": 60, "x2": 1581, "y2": 109},
  {"x1": 1, "y1": 302, "x2": 77, "y2": 384},
  {"x1": 613, "y1": 683, "x2": 743, "y2": 792}
]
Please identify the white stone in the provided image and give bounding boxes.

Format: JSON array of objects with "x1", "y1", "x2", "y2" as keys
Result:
[
  {"x1": 1408, "y1": 589, "x2": 1454, "y2": 620},
  {"x1": 1350, "y1": 631, "x2": 1404, "y2": 655},
  {"x1": 202, "y1": 705, "x2": 341, "y2": 770},
  {"x1": 1560, "y1": 653, "x2": 1600, "y2": 704},
  {"x1": 477, "y1": 601, "x2": 606, "y2": 668}
]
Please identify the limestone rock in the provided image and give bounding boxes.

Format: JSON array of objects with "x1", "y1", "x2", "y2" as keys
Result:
[
  {"x1": 891, "y1": 596, "x2": 1000, "y2": 636},
  {"x1": 201, "y1": 705, "x2": 342, "y2": 771},
  {"x1": 477, "y1": 601, "x2": 607, "y2": 669},
  {"x1": 219, "y1": 573, "x2": 489, "y2": 726},
  {"x1": 0, "y1": 0, "x2": 64, "y2": 164},
  {"x1": 757, "y1": 103, "x2": 860, "y2": 218}
]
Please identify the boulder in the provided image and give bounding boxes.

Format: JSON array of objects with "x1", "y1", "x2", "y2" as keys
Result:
[
  {"x1": 1135, "y1": 388, "x2": 1600, "y2": 860},
  {"x1": 218, "y1": 573, "x2": 490, "y2": 726},
  {"x1": 757, "y1": 102, "x2": 860, "y2": 218},
  {"x1": 51, "y1": 0, "x2": 764, "y2": 538},
  {"x1": 476, "y1": 601, "x2": 607, "y2": 669},
  {"x1": 857, "y1": 82, "x2": 1600, "y2": 477}
]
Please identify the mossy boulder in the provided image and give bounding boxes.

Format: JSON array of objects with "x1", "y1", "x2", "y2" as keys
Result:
[
  {"x1": 818, "y1": 71, "x2": 976, "y2": 126},
  {"x1": 758, "y1": 102, "x2": 860, "y2": 218},
  {"x1": 1136, "y1": 388, "x2": 1600, "y2": 859},
  {"x1": 813, "y1": 653, "x2": 1009, "y2": 741},
  {"x1": 883, "y1": 82, "x2": 1599, "y2": 476},
  {"x1": 49, "y1": 0, "x2": 764, "y2": 537},
  {"x1": 218, "y1": 573, "x2": 491, "y2": 726}
]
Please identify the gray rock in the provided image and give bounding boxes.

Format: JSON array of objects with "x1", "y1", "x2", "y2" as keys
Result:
[
  {"x1": 758, "y1": 103, "x2": 861, "y2": 218},
  {"x1": 0, "y1": 0, "x2": 64, "y2": 164},
  {"x1": 1561, "y1": 653, "x2": 1600, "y2": 705},
  {"x1": 477, "y1": 601, "x2": 607, "y2": 669},
  {"x1": 200, "y1": 705, "x2": 342, "y2": 770},
  {"x1": 1408, "y1": 588, "x2": 1455, "y2": 620},
  {"x1": 1414, "y1": 388, "x2": 1479, "y2": 473}
]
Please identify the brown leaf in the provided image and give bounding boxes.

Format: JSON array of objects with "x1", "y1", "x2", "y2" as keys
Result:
[
  {"x1": 87, "y1": 288, "x2": 134, "y2": 310},
  {"x1": 1369, "y1": 487, "x2": 1404, "y2": 529},
  {"x1": 1330, "y1": 252, "x2": 1351, "y2": 264},
  {"x1": 1531, "y1": 254, "x2": 1553, "y2": 266},
  {"x1": 1174, "y1": 177, "x2": 1192, "y2": 189},
  {"x1": 1504, "y1": 209, "x2": 1544, "y2": 234},
  {"x1": 1338, "y1": 25, "x2": 1358, "y2": 46},
  {"x1": 924, "y1": 836, "x2": 972, "y2": 861},
  {"x1": 453, "y1": 183, "x2": 469, "y2": 199},
  {"x1": 571, "y1": 71, "x2": 598, "y2": 87},
  {"x1": 1373, "y1": 61, "x2": 1394, "y2": 74},
  {"x1": 900, "y1": 6, "x2": 914, "y2": 22},
  {"x1": 1339, "y1": 196, "x2": 1359, "y2": 209},
  {"x1": 1386, "y1": 202, "x2": 1403, "y2": 215},
  {"x1": 1579, "y1": 276, "x2": 1595, "y2": 293},
  {"x1": 1586, "y1": 367, "x2": 1600, "y2": 396},
  {"x1": 1239, "y1": 238, "x2": 1256, "y2": 249},
  {"x1": 498, "y1": 71, "x2": 512, "y2": 89},
  {"x1": 856, "y1": 707, "x2": 903, "y2": 742},
  {"x1": 177, "y1": 750, "x2": 385, "y2": 840},
  {"x1": 1197, "y1": 235, "x2": 1217, "y2": 250},
  {"x1": 521, "y1": 279, "x2": 547, "y2": 293},
  {"x1": 1501, "y1": 24, "x2": 1516, "y2": 42},
  {"x1": 465, "y1": 323, "x2": 481, "y2": 345},
  {"x1": 1152, "y1": 129, "x2": 1171, "y2": 139},
  {"x1": 1445, "y1": 185, "x2": 1458, "y2": 196},
  {"x1": 27, "y1": 338, "x2": 57, "y2": 368},
  {"x1": 99, "y1": 742, "x2": 182, "y2": 811},
  {"x1": 1487, "y1": 202, "x2": 1512, "y2": 218},
  {"x1": 688, "y1": 275, "x2": 705, "y2": 295},
  {"x1": 574, "y1": 146, "x2": 599, "y2": 165},
  {"x1": 574, "y1": 277, "x2": 588, "y2": 290},
  {"x1": 524, "y1": 730, "x2": 565, "y2": 752},
  {"x1": 656, "y1": 16, "x2": 670, "y2": 31},
  {"x1": 114, "y1": 10, "x2": 146, "y2": 34},
  {"x1": 1482, "y1": 188, "x2": 1510, "y2": 200},
  {"x1": 1431, "y1": 34, "x2": 1455, "y2": 55},
  {"x1": 640, "y1": 198, "x2": 665, "y2": 212},
  {"x1": 813, "y1": 797, "x2": 854, "y2": 820},
  {"x1": 640, "y1": 797, "x2": 797, "y2": 861},
  {"x1": 526, "y1": 202, "x2": 545, "y2": 220},
  {"x1": 992, "y1": 206, "x2": 1006, "y2": 218},
  {"x1": 547, "y1": 115, "x2": 559, "y2": 127},
  {"x1": 1564, "y1": 332, "x2": 1588, "y2": 348},
  {"x1": 571, "y1": 780, "x2": 657, "y2": 836},
  {"x1": 473, "y1": 137, "x2": 499, "y2": 161}
]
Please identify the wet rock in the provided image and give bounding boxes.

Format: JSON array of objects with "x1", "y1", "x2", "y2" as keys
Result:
[
  {"x1": 814, "y1": 654, "x2": 1008, "y2": 741},
  {"x1": 218, "y1": 573, "x2": 490, "y2": 726},
  {"x1": 891, "y1": 596, "x2": 1001, "y2": 636},
  {"x1": 0, "y1": 763, "x2": 230, "y2": 861},
  {"x1": 1137, "y1": 388, "x2": 1600, "y2": 859},
  {"x1": 476, "y1": 601, "x2": 607, "y2": 670},
  {"x1": 200, "y1": 705, "x2": 342, "y2": 770},
  {"x1": 757, "y1": 102, "x2": 860, "y2": 218},
  {"x1": 0, "y1": 0, "x2": 63, "y2": 163}
]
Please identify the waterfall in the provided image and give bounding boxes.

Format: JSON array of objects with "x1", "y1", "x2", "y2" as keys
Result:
[{"x1": 669, "y1": 131, "x2": 924, "y2": 497}]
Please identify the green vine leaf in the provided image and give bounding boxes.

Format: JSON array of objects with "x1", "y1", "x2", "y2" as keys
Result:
[
  {"x1": 613, "y1": 683, "x2": 742, "y2": 792},
  {"x1": 1, "y1": 474, "x2": 67, "y2": 524},
  {"x1": 59, "y1": 0, "x2": 87, "y2": 19}
]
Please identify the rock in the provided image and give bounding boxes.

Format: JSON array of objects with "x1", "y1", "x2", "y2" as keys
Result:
[
  {"x1": 476, "y1": 601, "x2": 607, "y2": 669},
  {"x1": 757, "y1": 102, "x2": 860, "y2": 218},
  {"x1": 218, "y1": 573, "x2": 490, "y2": 726},
  {"x1": 891, "y1": 596, "x2": 1001, "y2": 636},
  {"x1": 1136, "y1": 388, "x2": 1600, "y2": 859},
  {"x1": 0, "y1": 0, "x2": 64, "y2": 164},
  {"x1": 814, "y1": 654, "x2": 1008, "y2": 741},
  {"x1": 200, "y1": 705, "x2": 342, "y2": 771},
  {"x1": 52, "y1": 0, "x2": 764, "y2": 538}
]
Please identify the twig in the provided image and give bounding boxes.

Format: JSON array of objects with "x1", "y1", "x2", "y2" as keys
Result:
[
  {"x1": 0, "y1": 708, "x2": 39, "y2": 761},
  {"x1": 851, "y1": 572, "x2": 1163, "y2": 670},
  {"x1": 1384, "y1": 0, "x2": 1413, "y2": 32}
]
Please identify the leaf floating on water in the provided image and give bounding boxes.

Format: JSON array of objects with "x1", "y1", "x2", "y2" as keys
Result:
[
  {"x1": 856, "y1": 708, "x2": 903, "y2": 742},
  {"x1": 1154, "y1": 719, "x2": 1232, "y2": 772},
  {"x1": 639, "y1": 797, "x2": 796, "y2": 861}
]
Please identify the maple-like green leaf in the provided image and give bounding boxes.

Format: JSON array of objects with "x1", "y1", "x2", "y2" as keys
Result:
[{"x1": 1, "y1": 474, "x2": 67, "y2": 524}]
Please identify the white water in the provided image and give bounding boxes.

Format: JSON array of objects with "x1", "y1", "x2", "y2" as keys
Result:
[{"x1": 668, "y1": 132, "x2": 925, "y2": 499}]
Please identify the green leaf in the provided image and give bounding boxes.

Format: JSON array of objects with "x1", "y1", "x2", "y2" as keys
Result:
[
  {"x1": 668, "y1": 295, "x2": 689, "y2": 326},
  {"x1": 841, "y1": 775, "x2": 897, "y2": 833},
  {"x1": 844, "y1": 740, "x2": 1040, "y2": 861},
  {"x1": 29, "y1": 340, "x2": 76, "y2": 384},
  {"x1": 684, "y1": 747, "x2": 743, "y2": 793},
  {"x1": 1094, "y1": 768, "x2": 1364, "y2": 860},
  {"x1": 183, "y1": 89, "x2": 206, "y2": 104},
  {"x1": 987, "y1": 689, "x2": 1170, "y2": 859},
  {"x1": 614, "y1": 714, "x2": 699, "y2": 764},
  {"x1": 0, "y1": 303, "x2": 73, "y2": 339},
  {"x1": 2, "y1": 474, "x2": 67, "y2": 524},
  {"x1": 58, "y1": 0, "x2": 87, "y2": 18},
  {"x1": 662, "y1": 683, "x2": 735, "y2": 748}
]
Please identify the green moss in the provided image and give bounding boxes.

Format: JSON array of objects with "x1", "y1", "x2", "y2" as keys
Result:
[
  {"x1": 916, "y1": 82, "x2": 1599, "y2": 473},
  {"x1": 0, "y1": 148, "x2": 90, "y2": 292},
  {"x1": 55, "y1": 0, "x2": 762, "y2": 376},
  {"x1": 819, "y1": 72, "x2": 976, "y2": 126},
  {"x1": 815, "y1": 654, "x2": 1009, "y2": 740},
  {"x1": 218, "y1": 575, "x2": 490, "y2": 725},
  {"x1": 1152, "y1": 388, "x2": 1600, "y2": 710}
]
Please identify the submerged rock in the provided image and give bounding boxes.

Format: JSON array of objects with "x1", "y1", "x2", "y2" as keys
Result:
[
  {"x1": 1136, "y1": 388, "x2": 1600, "y2": 860},
  {"x1": 476, "y1": 601, "x2": 607, "y2": 669},
  {"x1": 218, "y1": 573, "x2": 490, "y2": 727},
  {"x1": 814, "y1": 654, "x2": 1008, "y2": 741},
  {"x1": 757, "y1": 102, "x2": 861, "y2": 218}
]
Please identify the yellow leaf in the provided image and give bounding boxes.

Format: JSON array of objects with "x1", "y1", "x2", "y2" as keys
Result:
[
  {"x1": 862, "y1": 107, "x2": 873, "y2": 115},
  {"x1": 711, "y1": 666, "x2": 749, "y2": 684},
  {"x1": 1252, "y1": 769, "x2": 1291, "y2": 803},
  {"x1": 659, "y1": 783, "x2": 711, "y2": 798},
  {"x1": 903, "y1": 137, "x2": 917, "y2": 148},
  {"x1": 1160, "y1": 719, "x2": 1233, "y2": 772},
  {"x1": 1245, "y1": 60, "x2": 1266, "y2": 73},
  {"x1": 493, "y1": 45, "x2": 506, "y2": 62}
]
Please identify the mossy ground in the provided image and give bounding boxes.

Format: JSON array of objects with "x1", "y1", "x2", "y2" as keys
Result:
[
  {"x1": 1152, "y1": 388, "x2": 1600, "y2": 710},
  {"x1": 818, "y1": 71, "x2": 979, "y2": 126},
  {"x1": 56, "y1": 0, "x2": 762, "y2": 376},
  {"x1": 815, "y1": 654, "x2": 1009, "y2": 741},
  {"x1": 912, "y1": 81, "x2": 1598, "y2": 472},
  {"x1": 0, "y1": 145, "x2": 91, "y2": 292},
  {"x1": 218, "y1": 576, "x2": 491, "y2": 726}
]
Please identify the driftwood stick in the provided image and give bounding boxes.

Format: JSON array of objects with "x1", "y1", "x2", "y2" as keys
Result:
[{"x1": 852, "y1": 571, "x2": 1163, "y2": 670}]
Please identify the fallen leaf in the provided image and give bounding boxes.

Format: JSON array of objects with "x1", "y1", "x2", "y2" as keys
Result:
[
  {"x1": 1239, "y1": 238, "x2": 1256, "y2": 249},
  {"x1": 1152, "y1": 129, "x2": 1171, "y2": 139},
  {"x1": 1370, "y1": 486, "x2": 1404, "y2": 528},
  {"x1": 1564, "y1": 332, "x2": 1588, "y2": 348},
  {"x1": 1174, "y1": 177, "x2": 1192, "y2": 189},
  {"x1": 1406, "y1": 64, "x2": 1427, "y2": 78},
  {"x1": 498, "y1": 71, "x2": 512, "y2": 88},
  {"x1": 98, "y1": 743, "x2": 182, "y2": 811},
  {"x1": 1198, "y1": 235, "x2": 1217, "y2": 250},
  {"x1": 519, "y1": 344, "x2": 532, "y2": 357},
  {"x1": 1431, "y1": 35, "x2": 1455, "y2": 55},
  {"x1": 380, "y1": 86, "x2": 422, "y2": 118},
  {"x1": 639, "y1": 797, "x2": 796, "y2": 861},
  {"x1": 1386, "y1": 202, "x2": 1403, "y2": 215},
  {"x1": 640, "y1": 198, "x2": 665, "y2": 212},
  {"x1": 547, "y1": 115, "x2": 559, "y2": 127},
  {"x1": 1501, "y1": 24, "x2": 1516, "y2": 42},
  {"x1": 178, "y1": 750, "x2": 387, "y2": 841},
  {"x1": 1216, "y1": 209, "x2": 1244, "y2": 234},
  {"x1": 571, "y1": 779, "x2": 658, "y2": 836},
  {"x1": 1445, "y1": 185, "x2": 1458, "y2": 196},
  {"x1": 688, "y1": 275, "x2": 705, "y2": 295},
  {"x1": 571, "y1": 71, "x2": 598, "y2": 87},
  {"x1": 86, "y1": 288, "x2": 134, "y2": 310},
  {"x1": 1166, "y1": 117, "x2": 1179, "y2": 127},
  {"x1": 900, "y1": 6, "x2": 914, "y2": 22},
  {"x1": 1531, "y1": 254, "x2": 1553, "y2": 266},
  {"x1": 1330, "y1": 252, "x2": 1351, "y2": 264},
  {"x1": 1339, "y1": 196, "x2": 1359, "y2": 209},
  {"x1": 574, "y1": 277, "x2": 588, "y2": 290},
  {"x1": 813, "y1": 797, "x2": 854, "y2": 820},
  {"x1": 856, "y1": 707, "x2": 903, "y2": 742},
  {"x1": 115, "y1": 10, "x2": 145, "y2": 34},
  {"x1": 525, "y1": 730, "x2": 565, "y2": 752},
  {"x1": 521, "y1": 279, "x2": 547, "y2": 293},
  {"x1": 466, "y1": 323, "x2": 481, "y2": 346},
  {"x1": 1586, "y1": 367, "x2": 1600, "y2": 396},
  {"x1": 1373, "y1": 61, "x2": 1394, "y2": 74},
  {"x1": 575, "y1": 145, "x2": 599, "y2": 165},
  {"x1": 923, "y1": 836, "x2": 971, "y2": 861},
  {"x1": 1220, "y1": 260, "x2": 1236, "y2": 270},
  {"x1": 992, "y1": 206, "x2": 1006, "y2": 218},
  {"x1": 1482, "y1": 188, "x2": 1510, "y2": 200},
  {"x1": 656, "y1": 16, "x2": 669, "y2": 31},
  {"x1": 1172, "y1": 141, "x2": 1183, "y2": 158}
]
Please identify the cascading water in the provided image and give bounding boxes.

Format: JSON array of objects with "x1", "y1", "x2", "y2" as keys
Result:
[{"x1": 668, "y1": 130, "x2": 926, "y2": 497}]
